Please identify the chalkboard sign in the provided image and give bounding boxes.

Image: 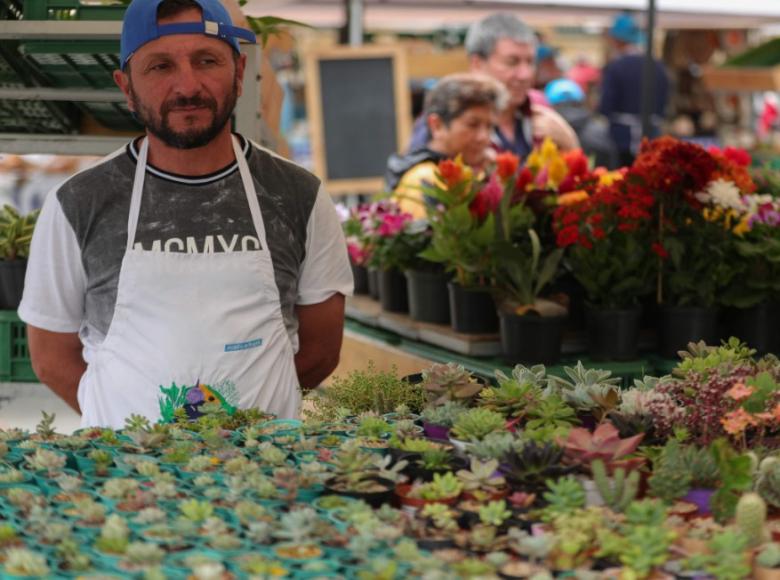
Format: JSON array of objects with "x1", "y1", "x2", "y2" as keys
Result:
[{"x1": 305, "y1": 46, "x2": 411, "y2": 195}]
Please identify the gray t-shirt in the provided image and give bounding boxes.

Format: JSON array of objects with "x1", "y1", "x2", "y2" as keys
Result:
[{"x1": 19, "y1": 135, "x2": 353, "y2": 363}]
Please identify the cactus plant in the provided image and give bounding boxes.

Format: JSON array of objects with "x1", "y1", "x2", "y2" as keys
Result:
[
  {"x1": 591, "y1": 458, "x2": 639, "y2": 513},
  {"x1": 735, "y1": 492, "x2": 768, "y2": 549},
  {"x1": 757, "y1": 456, "x2": 780, "y2": 508}
]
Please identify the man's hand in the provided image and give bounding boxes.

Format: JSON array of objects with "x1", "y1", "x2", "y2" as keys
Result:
[
  {"x1": 531, "y1": 104, "x2": 580, "y2": 152},
  {"x1": 27, "y1": 325, "x2": 86, "y2": 413},
  {"x1": 294, "y1": 293, "x2": 345, "y2": 391}
]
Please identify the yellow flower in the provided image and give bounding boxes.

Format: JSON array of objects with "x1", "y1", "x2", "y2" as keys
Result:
[
  {"x1": 558, "y1": 191, "x2": 589, "y2": 206},
  {"x1": 540, "y1": 137, "x2": 559, "y2": 164},
  {"x1": 548, "y1": 157, "x2": 568, "y2": 188},
  {"x1": 598, "y1": 171, "x2": 624, "y2": 187},
  {"x1": 526, "y1": 149, "x2": 542, "y2": 172},
  {"x1": 733, "y1": 217, "x2": 751, "y2": 237}
]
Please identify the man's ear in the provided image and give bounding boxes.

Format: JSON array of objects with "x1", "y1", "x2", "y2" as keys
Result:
[
  {"x1": 427, "y1": 113, "x2": 445, "y2": 137},
  {"x1": 235, "y1": 52, "x2": 247, "y2": 97},
  {"x1": 113, "y1": 69, "x2": 134, "y2": 112}
]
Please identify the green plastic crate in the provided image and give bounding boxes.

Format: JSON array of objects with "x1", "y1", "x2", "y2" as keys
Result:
[
  {"x1": 23, "y1": 0, "x2": 127, "y2": 21},
  {"x1": 0, "y1": 311, "x2": 37, "y2": 383}
]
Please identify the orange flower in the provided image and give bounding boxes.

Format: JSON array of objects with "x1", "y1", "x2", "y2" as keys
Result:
[
  {"x1": 557, "y1": 191, "x2": 589, "y2": 206},
  {"x1": 438, "y1": 157, "x2": 467, "y2": 188},
  {"x1": 721, "y1": 408, "x2": 758, "y2": 436},
  {"x1": 496, "y1": 152, "x2": 520, "y2": 181},
  {"x1": 725, "y1": 382, "x2": 755, "y2": 402},
  {"x1": 773, "y1": 403, "x2": 780, "y2": 422}
]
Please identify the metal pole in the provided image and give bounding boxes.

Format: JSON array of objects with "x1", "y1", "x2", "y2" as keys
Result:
[
  {"x1": 348, "y1": 0, "x2": 364, "y2": 47},
  {"x1": 640, "y1": 0, "x2": 657, "y2": 139}
]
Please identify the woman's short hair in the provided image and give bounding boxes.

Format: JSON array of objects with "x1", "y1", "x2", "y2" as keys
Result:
[
  {"x1": 424, "y1": 73, "x2": 508, "y2": 126},
  {"x1": 465, "y1": 13, "x2": 538, "y2": 60}
]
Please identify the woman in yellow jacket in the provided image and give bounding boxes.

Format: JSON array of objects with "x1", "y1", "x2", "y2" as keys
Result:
[{"x1": 385, "y1": 73, "x2": 507, "y2": 218}]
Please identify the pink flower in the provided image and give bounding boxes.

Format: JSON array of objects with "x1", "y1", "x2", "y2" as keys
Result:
[
  {"x1": 377, "y1": 213, "x2": 411, "y2": 237},
  {"x1": 721, "y1": 408, "x2": 757, "y2": 436},
  {"x1": 347, "y1": 242, "x2": 368, "y2": 266},
  {"x1": 469, "y1": 174, "x2": 503, "y2": 220},
  {"x1": 725, "y1": 382, "x2": 755, "y2": 401}
]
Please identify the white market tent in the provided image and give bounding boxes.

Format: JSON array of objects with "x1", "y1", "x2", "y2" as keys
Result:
[{"x1": 245, "y1": 0, "x2": 780, "y2": 31}]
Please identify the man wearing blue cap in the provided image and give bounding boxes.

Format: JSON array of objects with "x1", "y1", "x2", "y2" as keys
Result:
[
  {"x1": 19, "y1": 0, "x2": 353, "y2": 428},
  {"x1": 599, "y1": 12, "x2": 669, "y2": 166}
]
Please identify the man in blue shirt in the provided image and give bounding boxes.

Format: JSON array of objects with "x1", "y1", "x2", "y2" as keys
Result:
[{"x1": 599, "y1": 12, "x2": 669, "y2": 166}]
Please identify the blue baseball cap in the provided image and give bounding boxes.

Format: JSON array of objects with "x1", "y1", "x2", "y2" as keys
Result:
[
  {"x1": 545, "y1": 78, "x2": 585, "y2": 106},
  {"x1": 120, "y1": 0, "x2": 257, "y2": 70},
  {"x1": 609, "y1": 12, "x2": 644, "y2": 45},
  {"x1": 536, "y1": 43, "x2": 558, "y2": 62}
]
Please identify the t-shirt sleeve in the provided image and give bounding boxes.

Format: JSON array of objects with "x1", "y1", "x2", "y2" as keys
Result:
[
  {"x1": 296, "y1": 185, "x2": 353, "y2": 305},
  {"x1": 18, "y1": 187, "x2": 86, "y2": 333}
]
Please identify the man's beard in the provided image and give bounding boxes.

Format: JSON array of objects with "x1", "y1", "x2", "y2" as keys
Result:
[{"x1": 130, "y1": 78, "x2": 239, "y2": 150}]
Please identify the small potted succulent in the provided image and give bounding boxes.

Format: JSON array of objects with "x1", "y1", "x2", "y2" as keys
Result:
[
  {"x1": 456, "y1": 457, "x2": 508, "y2": 502},
  {"x1": 322, "y1": 442, "x2": 395, "y2": 507},
  {"x1": 395, "y1": 471, "x2": 463, "y2": 511},
  {"x1": 419, "y1": 362, "x2": 484, "y2": 406},
  {"x1": 755, "y1": 543, "x2": 780, "y2": 580},
  {"x1": 420, "y1": 401, "x2": 468, "y2": 441},
  {"x1": 3, "y1": 548, "x2": 50, "y2": 578},
  {"x1": 449, "y1": 408, "x2": 506, "y2": 453},
  {"x1": 271, "y1": 507, "x2": 325, "y2": 562}
]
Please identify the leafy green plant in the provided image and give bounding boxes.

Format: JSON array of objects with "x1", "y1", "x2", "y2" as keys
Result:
[
  {"x1": 450, "y1": 408, "x2": 505, "y2": 442},
  {"x1": 416, "y1": 448, "x2": 454, "y2": 472},
  {"x1": 0, "y1": 205, "x2": 39, "y2": 261},
  {"x1": 648, "y1": 439, "x2": 719, "y2": 503},
  {"x1": 710, "y1": 439, "x2": 753, "y2": 523},
  {"x1": 478, "y1": 500, "x2": 511, "y2": 527},
  {"x1": 410, "y1": 472, "x2": 463, "y2": 501},
  {"x1": 478, "y1": 376, "x2": 542, "y2": 419},
  {"x1": 307, "y1": 363, "x2": 426, "y2": 420},
  {"x1": 355, "y1": 416, "x2": 391, "y2": 438},
  {"x1": 597, "y1": 515, "x2": 676, "y2": 579},
  {"x1": 686, "y1": 529, "x2": 751, "y2": 580}
]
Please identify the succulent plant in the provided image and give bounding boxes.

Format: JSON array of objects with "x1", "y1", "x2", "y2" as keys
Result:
[
  {"x1": 450, "y1": 408, "x2": 506, "y2": 442},
  {"x1": 56, "y1": 538, "x2": 91, "y2": 572},
  {"x1": 120, "y1": 541, "x2": 165, "y2": 568},
  {"x1": 478, "y1": 376, "x2": 542, "y2": 420},
  {"x1": 735, "y1": 492, "x2": 768, "y2": 548},
  {"x1": 179, "y1": 499, "x2": 214, "y2": 523},
  {"x1": 456, "y1": 458, "x2": 506, "y2": 492},
  {"x1": 546, "y1": 362, "x2": 621, "y2": 419},
  {"x1": 356, "y1": 416, "x2": 392, "y2": 438},
  {"x1": 417, "y1": 448, "x2": 454, "y2": 472},
  {"x1": 467, "y1": 431, "x2": 516, "y2": 461},
  {"x1": 478, "y1": 500, "x2": 511, "y2": 527},
  {"x1": 34, "y1": 411, "x2": 57, "y2": 440},
  {"x1": 420, "y1": 401, "x2": 468, "y2": 428},
  {"x1": 203, "y1": 518, "x2": 243, "y2": 550},
  {"x1": 757, "y1": 543, "x2": 780, "y2": 569},
  {"x1": 421, "y1": 362, "x2": 483, "y2": 405},
  {"x1": 421, "y1": 503, "x2": 458, "y2": 534},
  {"x1": 25, "y1": 448, "x2": 67, "y2": 472},
  {"x1": 507, "y1": 527, "x2": 553, "y2": 564},
  {"x1": 591, "y1": 458, "x2": 638, "y2": 513},
  {"x1": 686, "y1": 529, "x2": 751, "y2": 580},
  {"x1": 542, "y1": 476, "x2": 586, "y2": 521},
  {"x1": 757, "y1": 456, "x2": 780, "y2": 508},
  {"x1": 4, "y1": 548, "x2": 50, "y2": 576},
  {"x1": 73, "y1": 498, "x2": 106, "y2": 525},
  {"x1": 410, "y1": 472, "x2": 463, "y2": 501},
  {"x1": 94, "y1": 514, "x2": 130, "y2": 554},
  {"x1": 501, "y1": 440, "x2": 575, "y2": 497},
  {"x1": 273, "y1": 507, "x2": 320, "y2": 544},
  {"x1": 560, "y1": 421, "x2": 644, "y2": 473}
]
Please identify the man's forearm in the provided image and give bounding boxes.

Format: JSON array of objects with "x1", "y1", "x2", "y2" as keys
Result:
[
  {"x1": 295, "y1": 348, "x2": 339, "y2": 391},
  {"x1": 28, "y1": 326, "x2": 86, "y2": 414},
  {"x1": 40, "y1": 359, "x2": 86, "y2": 413}
]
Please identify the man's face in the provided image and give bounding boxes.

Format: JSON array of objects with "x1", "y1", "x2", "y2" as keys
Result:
[
  {"x1": 430, "y1": 105, "x2": 495, "y2": 168},
  {"x1": 473, "y1": 38, "x2": 536, "y2": 110},
  {"x1": 114, "y1": 8, "x2": 245, "y2": 149}
]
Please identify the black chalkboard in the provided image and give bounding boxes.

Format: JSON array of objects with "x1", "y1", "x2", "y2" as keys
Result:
[{"x1": 318, "y1": 57, "x2": 398, "y2": 180}]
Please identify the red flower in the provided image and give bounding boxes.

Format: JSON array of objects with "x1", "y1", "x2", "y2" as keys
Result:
[
  {"x1": 556, "y1": 225, "x2": 580, "y2": 247},
  {"x1": 496, "y1": 152, "x2": 520, "y2": 181},
  {"x1": 592, "y1": 226, "x2": 606, "y2": 240},
  {"x1": 438, "y1": 159, "x2": 463, "y2": 188},
  {"x1": 377, "y1": 213, "x2": 411, "y2": 237},
  {"x1": 651, "y1": 242, "x2": 669, "y2": 260},
  {"x1": 469, "y1": 174, "x2": 503, "y2": 220},
  {"x1": 724, "y1": 147, "x2": 752, "y2": 167},
  {"x1": 579, "y1": 234, "x2": 593, "y2": 249}
]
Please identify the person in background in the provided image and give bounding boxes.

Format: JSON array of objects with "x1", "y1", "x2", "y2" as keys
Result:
[
  {"x1": 407, "y1": 13, "x2": 578, "y2": 157},
  {"x1": 546, "y1": 78, "x2": 618, "y2": 169},
  {"x1": 599, "y1": 12, "x2": 669, "y2": 166},
  {"x1": 386, "y1": 74, "x2": 507, "y2": 218},
  {"x1": 534, "y1": 42, "x2": 563, "y2": 90}
]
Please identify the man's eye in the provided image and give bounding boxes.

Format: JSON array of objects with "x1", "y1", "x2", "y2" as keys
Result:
[{"x1": 150, "y1": 63, "x2": 169, "y2": 71}]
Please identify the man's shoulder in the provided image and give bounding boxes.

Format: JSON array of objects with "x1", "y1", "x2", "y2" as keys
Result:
[
  {"x1": 246, "y1": 140, "x2": 321, "y2": 195},
  {"x1": 54, "y1": 147, "x2": 132, "y2": 213}
]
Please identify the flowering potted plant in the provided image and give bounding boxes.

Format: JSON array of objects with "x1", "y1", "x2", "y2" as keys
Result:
[
  {"x1": 490, "y1": 148, "x2": 566, "y2": 365},
  {"x1": 361, "y1": 201, "x2": 429, "y2": 313},
  {"x1": 341, "y1": 204, "x2": 371, "y2": 295},
  {"x1": 552, "y1": 168, "x2": 656, "y2": 360},
  {"x1": 419, "y1": 156, "x2": 503, "y2": 333},
  {"x1": 631, "y1": 137, "x2": 737, "y2": 357}
]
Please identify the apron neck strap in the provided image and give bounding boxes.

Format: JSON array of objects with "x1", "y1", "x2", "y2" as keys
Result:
[{"x1": 126, "y1": 135, "x2": 268, "y2": 253}]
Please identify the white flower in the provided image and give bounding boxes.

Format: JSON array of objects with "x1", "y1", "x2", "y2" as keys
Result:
[{"x1": 700, "y1": 179, "x2": 747, "y2": 211}]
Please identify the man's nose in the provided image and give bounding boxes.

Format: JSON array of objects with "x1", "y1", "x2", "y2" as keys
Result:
[{"x1": 172, "y1": 62, "x2": 201, "y2": 95}]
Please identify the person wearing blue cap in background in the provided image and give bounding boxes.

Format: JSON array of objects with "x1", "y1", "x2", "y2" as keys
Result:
[
  {"x1": 18, "y1": 0, "x2": 353, "y2": 428},
  {"x1": 546, "y1": 78, "x2": 617, "y2": 169},
  {"x1": 534, "y1": 42, "x2": 563, "y2": 91},
  {"x1": 599, "y1": 11, "x2": 669, "y2": 166}
]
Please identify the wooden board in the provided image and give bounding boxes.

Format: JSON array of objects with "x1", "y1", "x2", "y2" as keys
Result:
[
  {"x1": 304, "y1": 45, "x2": 411, "y2": 195},
  {"x1": 702, "y1": 65, "x2": 780, "y2": 92}
]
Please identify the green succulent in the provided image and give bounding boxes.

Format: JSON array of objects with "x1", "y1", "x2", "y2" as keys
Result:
[
  {"x1": 546, "y1": 362, "x2": 621, "y2": 418},
  {"x1": 450, "y1": 408, "x2": 506, "y2": 442},
  {"x1": 415, "y1": 472, "x2": 463, "y2": 501},
  {"x1": 592, "y1": 458, "x2": 638, "y2": 513},
  {"x1": 178, "y1": 499, "x2": 214, "y2": 523},
  {"x1": 421, "y1": 362, "x2": 484, "y2": 405},
  {"x1": 686, "y1": 529, "x2": 751, "y2": 580},
  {"x1": 478, "y1": 377, "x2": 542, "y2": 419},
  {"x1": 467, "y1": 431, "x2": 515, "y2": 461},
  {"x1": 542, "y1": 476, "x2": 585, "y2": 521},
  {"x1": 757, "y1": 543, "x2": 780, "y2": 569},
  {"x1": 478, "y1": 500, "x2": 512, "y2": 527},
  {"x1": 420, "y1": 401, "x2": 468, "y2": 428}
]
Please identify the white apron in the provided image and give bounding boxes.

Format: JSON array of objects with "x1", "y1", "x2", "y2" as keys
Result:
[{"x1": 77, "y1": 136, "x2": 300, "y2": 428}]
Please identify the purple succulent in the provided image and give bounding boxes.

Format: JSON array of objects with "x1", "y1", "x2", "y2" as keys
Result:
[{"x1": 186, "y1": 388, "x2": 204, "y2": 405}]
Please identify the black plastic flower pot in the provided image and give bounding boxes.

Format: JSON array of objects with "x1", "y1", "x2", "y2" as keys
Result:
[
  {"x1": 378, "y1": 268, "x2": 409, "y2": 313},
  {"x1": 351, "y1": 262, "x2": 369, "y2": 295},
  {"x1": 367, "y1": 267, "x2": 380, "y2": 300},
  {"x1": 658, "y1": 305, "x2": 719, "y2": 359},
  {"x1": 447, "y1": 282, "x2": 498, "y2": 334},
  {"x1": 722, "y1": 301, "x2": 779, "y2": 356},
  {"x1": 405, "y1": 269, "x2": 450, "y2": 324},
  {"x1": 585, "y1": 305, "x2": 643, "y2": 361},
  {"x1": 0, "y1": 260, "x2": 26, "y2": 310},
  {"x1": 499, "y1": 312, "x2": 566, "y2": 366}
]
